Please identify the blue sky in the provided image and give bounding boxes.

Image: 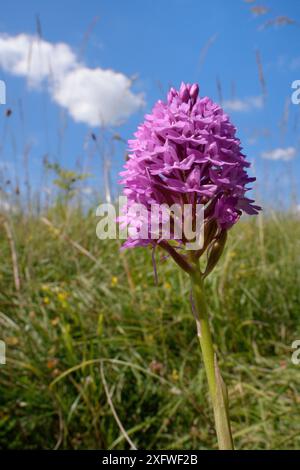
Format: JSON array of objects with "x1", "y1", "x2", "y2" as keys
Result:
[{"x1": 0, "y1": 0, "x2": 300, "y2": 207}]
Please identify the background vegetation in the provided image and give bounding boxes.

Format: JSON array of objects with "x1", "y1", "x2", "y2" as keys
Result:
[{"x1": 0, "y1": 207, "x2": 299, "y2": 449}]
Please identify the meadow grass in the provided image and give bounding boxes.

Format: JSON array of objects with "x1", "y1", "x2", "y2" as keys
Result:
[{"x1": 0, "y1": 209, "x2": 299, "y2": 449}]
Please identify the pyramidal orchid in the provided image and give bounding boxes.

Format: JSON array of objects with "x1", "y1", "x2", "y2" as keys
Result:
[{"x1": 119, "y1": 83, "x2": 261, "y2": 450}]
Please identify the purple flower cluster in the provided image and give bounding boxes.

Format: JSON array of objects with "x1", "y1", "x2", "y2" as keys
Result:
[{"x1": 119, "y1": 83, "x2": 260, "y2": 248}]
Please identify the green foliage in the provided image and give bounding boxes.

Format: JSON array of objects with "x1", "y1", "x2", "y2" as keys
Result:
[
  {"x1": 45, "y1": 161, "x2": 90, "y2": 200},
  {"x1": 0, "y1": 212, "x2": 300, "y2": 449}
]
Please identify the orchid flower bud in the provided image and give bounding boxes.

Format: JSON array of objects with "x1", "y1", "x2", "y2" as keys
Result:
[{"x1": 204, "y1": 229, "x2": 227, "y2": 278}]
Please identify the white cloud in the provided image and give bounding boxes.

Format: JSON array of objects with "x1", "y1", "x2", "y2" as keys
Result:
[
  {"x1": 0, "y1": 34, "x2": 76, "y2": 85},
  {"x1": 223, "y1": 96, "x2": 263, "y2": 112},
  {"x1": 261, "y1": 146, "x2": 297, "y2": 161},
  {"x1": 0, "y1": 33, "x2": 144, "y2": 126},
  {"x1": 53, "y1": 67, "x2": 143, "y2": 126}
]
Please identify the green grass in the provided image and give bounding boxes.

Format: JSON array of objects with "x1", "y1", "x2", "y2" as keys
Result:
[{"x1": 0, "y1": 210, "x2": 300, "y2": 449}]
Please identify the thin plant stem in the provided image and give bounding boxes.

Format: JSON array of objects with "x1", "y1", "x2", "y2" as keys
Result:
[{"x1": 190, "y1": 267, "x2": 234, "y2": 450}]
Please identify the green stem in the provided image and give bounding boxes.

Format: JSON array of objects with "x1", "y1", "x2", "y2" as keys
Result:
[{"x1": 190, "y1": 268, "x2": 234, "y2": 450}]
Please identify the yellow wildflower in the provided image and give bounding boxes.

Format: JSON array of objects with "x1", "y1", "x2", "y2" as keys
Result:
[
  {"x1": 171, "y1": 369, "x2": 179, "y2": 381},
  {"x1": 51, "y1": 317, "x2": 60, "y2": 326},
  {"x1": 6, "y1": 336, "x2": 19, "y2": 346},
  {"x1": 57, "y1": 291, "x2": 68, "y2": 302}
]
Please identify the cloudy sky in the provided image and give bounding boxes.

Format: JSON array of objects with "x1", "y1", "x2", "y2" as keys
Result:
[{"x1": 0, "y1": 0, "x2": 299, "y2": 206}]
